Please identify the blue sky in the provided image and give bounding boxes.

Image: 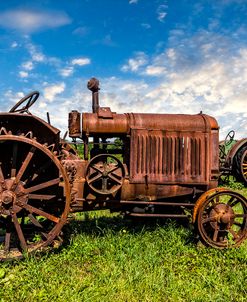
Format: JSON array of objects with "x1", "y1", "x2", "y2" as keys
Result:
[{"x1": 0, "y1": 0, "x2": 246, "y2": 139}]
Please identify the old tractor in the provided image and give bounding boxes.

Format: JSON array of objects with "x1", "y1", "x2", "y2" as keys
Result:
[
  {"x1": 0, "y1": 78, "x2": 246, "y2": 260},
  {"x1": 220, "y1": 130, "x2": 247, "y2": 185}
]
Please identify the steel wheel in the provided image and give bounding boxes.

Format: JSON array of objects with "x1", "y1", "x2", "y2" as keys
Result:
[
  {"x1": 197, "y1": 190, "x2": 247, "y2": 248},
  {"x1": 86, "y1": 154, "x2": 125, "y2": 195},
  {"x1": 0, "y1": 130, "x2": 70, "y2": 260},
  {"x1": 240, "y1": 148, "x2": 247, "y2": 183},
  {"x1": 233, "y1": 146, "x2": 247, "y2": 185}
]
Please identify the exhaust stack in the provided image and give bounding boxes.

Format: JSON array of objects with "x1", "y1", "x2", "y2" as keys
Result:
[{"x1": 87, "y1": 77, "x2": 100, "y2": 113}]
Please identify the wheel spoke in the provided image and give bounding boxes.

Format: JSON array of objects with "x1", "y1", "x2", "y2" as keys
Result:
[
  {"x1": 91, "y1": 165, "x2": 103, "y2": 174},
  {"x1": 233, "y1": 221, "x2": 243, "y2": 227},
  {"x1": 234, "y1": 214, "x2": 247, "y2": 218},
  {"x1": 0, "y1": 164, "x2": 4, "y2": 183},
  {"x1": 213, "y1": 228, "x2": 219, "y2": 242},
  {"x1": 87, "y1": 173, "x2": 102, "y2": 185},
  {"x1": 15, "y1": 146, "x2": 36, "y2": 184},
  {"x1": 228, "y1": 228, "x2": 239, "y2": 240},
  {"x1": 28, "y1": 194, "x2": 56, "y2": 200},
  {"x1": 28, "y1": 213, "x2": 43, "y2": 228},
  {"x1": 227, "y1": 196, "x2": 237, "y2": 206},
  {"x1": 24, "y1": 160, "x2": 53, "y2": 185},
  {"x1": 25, "y1": 178, "x2": 60, "y2": 193},
  {"x1": 108, "y1": 165, "x2": 120, "y2": 174},
  {"x1": 12, "y1": 214, "x2": 27, "y2": 251},
  {"x1": 4, "y1": 217, "x2": 12, "y2": 252},
  {"x1": 11, "y1": 142, "x2": 18, "y2": 178},
  {"x1": 4, "y1": 232, "x2": 11, "y2": 252},
  {"x1": 108, "y1": 173, "x2": 122, "y2": 185},
  {"x1": 22, "y1": 203, "x2": 60, "y2": 223},
  {"x1": 201, "y1": 216, "x2": 216, "y2": 224}
]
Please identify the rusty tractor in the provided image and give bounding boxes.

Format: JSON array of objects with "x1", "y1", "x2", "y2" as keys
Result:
[
  {"x1": 220, "y1": 130, "x2": 247, "y2": 185},
  {"x1": 0, "y1": 78, "x2": 246, "y2": 260}
]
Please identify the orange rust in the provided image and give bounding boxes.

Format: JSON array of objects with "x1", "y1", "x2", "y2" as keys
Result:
[{"x1": 192, "y1": 187, "x2": 229, "y2": 223}]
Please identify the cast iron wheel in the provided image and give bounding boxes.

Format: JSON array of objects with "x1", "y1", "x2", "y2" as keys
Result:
[
  {"x1": 233, "y1": 145, "x2": 247, "y2": 186},
  {"x1": 197, "y1": 190, "x2": 247, "y2": 248},
  {"x1": 86, "y1": 154, "x2": 125, "y2": 195},
  {"x1": 9, "y1": 91, "x2": 39, "y2": 114},
  {"x1": 0, "y1": 130, "x2": 70, "y2": 260}
]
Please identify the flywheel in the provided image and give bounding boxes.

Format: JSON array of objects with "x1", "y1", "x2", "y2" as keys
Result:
[{"x1": 0, "y1": 129, "x2": 71, "y2": 260}]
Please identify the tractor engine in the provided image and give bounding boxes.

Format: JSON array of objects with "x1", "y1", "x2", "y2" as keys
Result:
[{"x1": 67, "y1": 78, "x2": 219, "y2": 214}]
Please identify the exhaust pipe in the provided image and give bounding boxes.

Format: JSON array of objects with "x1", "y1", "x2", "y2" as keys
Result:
[{"x1": 87, "y1": 77, "x2": 100, "y2": 113}]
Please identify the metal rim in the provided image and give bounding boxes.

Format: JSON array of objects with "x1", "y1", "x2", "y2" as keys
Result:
[
  {"x1": 86, "y1": 154, "x2": 125, "y2": 195},
  {"x1": 240, "y1": 149, "x2": 247, "y2": 183},
  {"x1": 0, "y1": 131, "x2": 70, "y2": 260},
  {"x1": 197, "y1": 190, "x2": 247, "y2": 248}
]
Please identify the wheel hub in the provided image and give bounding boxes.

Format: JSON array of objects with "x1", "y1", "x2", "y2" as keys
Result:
[
  {"x1": 0, "y1": 179, "x2": 28, "y2": 215},
  {"x1": 209, "y1": 203, "x2": 234, "y2": 229},
  {"x1": 1, "y1": 190, "x2": 16, "y2": 205}
]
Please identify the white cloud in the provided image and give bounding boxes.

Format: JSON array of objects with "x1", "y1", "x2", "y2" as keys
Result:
[
  {"x1": 129, "y1": 0, "x2": 138, "y2": 4},
  {"x1": 19, "y1": 71, "x2": 29, "y2": 78},
  {"x1": 59, "y1": 66, "x2": 74, "y2": 77},
  {"x1": 27, "y1": 43, "x2": 45, "y2": 62},
  {"x1": 71, "y1": 58, "x2": 91, "y2": 66},
  {"x1": 44, "y1": 83, "x2": 65, "y2": 101},
  {"x1": 11, "y1": 41, "x2": 18, "y2": 48},
  {"x1": 157, "y1": 4, "x2": 168, "y2": 22},
  {"x1": 0, "y1": 9, "x2": 71, "y2": 33},
  {"x1": 22, "y1": 61, "x2": 34, "y2": 71},
  {"x1": 121, "y1": 52, "x2": 148, "y2": 72},
  {"x1": 144, "y1": 66, "x2": 167, "y2": 76}
]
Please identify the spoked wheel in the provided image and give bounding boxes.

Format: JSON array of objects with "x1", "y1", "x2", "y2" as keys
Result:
[
  {"x1": 86, "y1": 154, "x2": 125, "y2": 195},
  {"x1": 233, "y1": 146, "x2": 247, "y2": 186},
  {"x1": 0, "y1": 131, "x2": 70, "y2": 260},
  {"x1": 197, "y1": 189, "x2": 247, "y2": 248}
]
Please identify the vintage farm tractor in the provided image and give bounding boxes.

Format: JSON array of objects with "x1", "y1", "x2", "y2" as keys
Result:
[
  {"x1": 219, "y1": 130, "x2": 247, "y2": 185},
  {"x1": 0, "y1": 78, "x2": 246, "y2": 260}
]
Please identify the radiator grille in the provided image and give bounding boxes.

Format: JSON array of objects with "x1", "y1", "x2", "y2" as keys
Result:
[{"x1": 130, "y1": 129, "x2": 208, "y2": 184}]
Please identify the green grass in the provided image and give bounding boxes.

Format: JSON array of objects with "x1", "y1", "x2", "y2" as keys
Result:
[{"x1": 0, "y1": 190, "x2": 247, "y2": 301}]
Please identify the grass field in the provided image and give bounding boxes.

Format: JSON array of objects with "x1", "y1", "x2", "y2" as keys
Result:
[{"x1": 0, "y1": 186, "x2": 246, "y2": 301}]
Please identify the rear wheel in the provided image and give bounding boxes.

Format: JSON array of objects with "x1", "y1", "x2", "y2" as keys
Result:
[
  {"x1": 0, "y1": 131, "x2": 70, "y2": 260},
  {"x1": 233, "y1": 145, "x2": 247, "y2": 185}
]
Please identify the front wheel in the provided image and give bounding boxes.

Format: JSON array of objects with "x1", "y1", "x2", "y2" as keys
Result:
[{"x1": 196, "y1": 189, "x2": 247, "y2": 248}]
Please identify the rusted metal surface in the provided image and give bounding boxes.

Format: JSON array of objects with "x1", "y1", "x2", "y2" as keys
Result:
[
  {"x1": 69, "y1": 110, "x2": 81, "y2": 137},
  {"x1": 0, "y1": 130, "x2": 71, "y2": 260},
  {"x1": 87, "y1": 77, "x2": 100, "y2": 113},
  {"x1": 130, "y1": 129, "x2": 212, "y2": 185},
  {"x1": 195, "y1": 189, "x2": 247, "y2": 248}
]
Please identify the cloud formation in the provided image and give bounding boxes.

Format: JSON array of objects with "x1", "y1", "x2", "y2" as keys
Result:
[
  {"x1": 0, "y1": 9, "x2": 71, "y2": 33},
  {"x1": 71, "y1": 58, "x2": 91, "y2": 66},
  {"x1": 44, "y1": 83, "x2": 66, "y2": 101}
]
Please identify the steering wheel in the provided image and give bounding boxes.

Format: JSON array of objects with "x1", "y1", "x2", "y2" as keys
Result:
[
  {"x1": 9, "y1": 91, "x2": 39, "y2": 114},
  {"x1": 224, "y1": 130, "x2": 235, "y2": 146}
]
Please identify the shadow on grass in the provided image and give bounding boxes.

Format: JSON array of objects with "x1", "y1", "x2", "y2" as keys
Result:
[{"x1": 61, "y1": 212, "x2": 197, "y2": 248}]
